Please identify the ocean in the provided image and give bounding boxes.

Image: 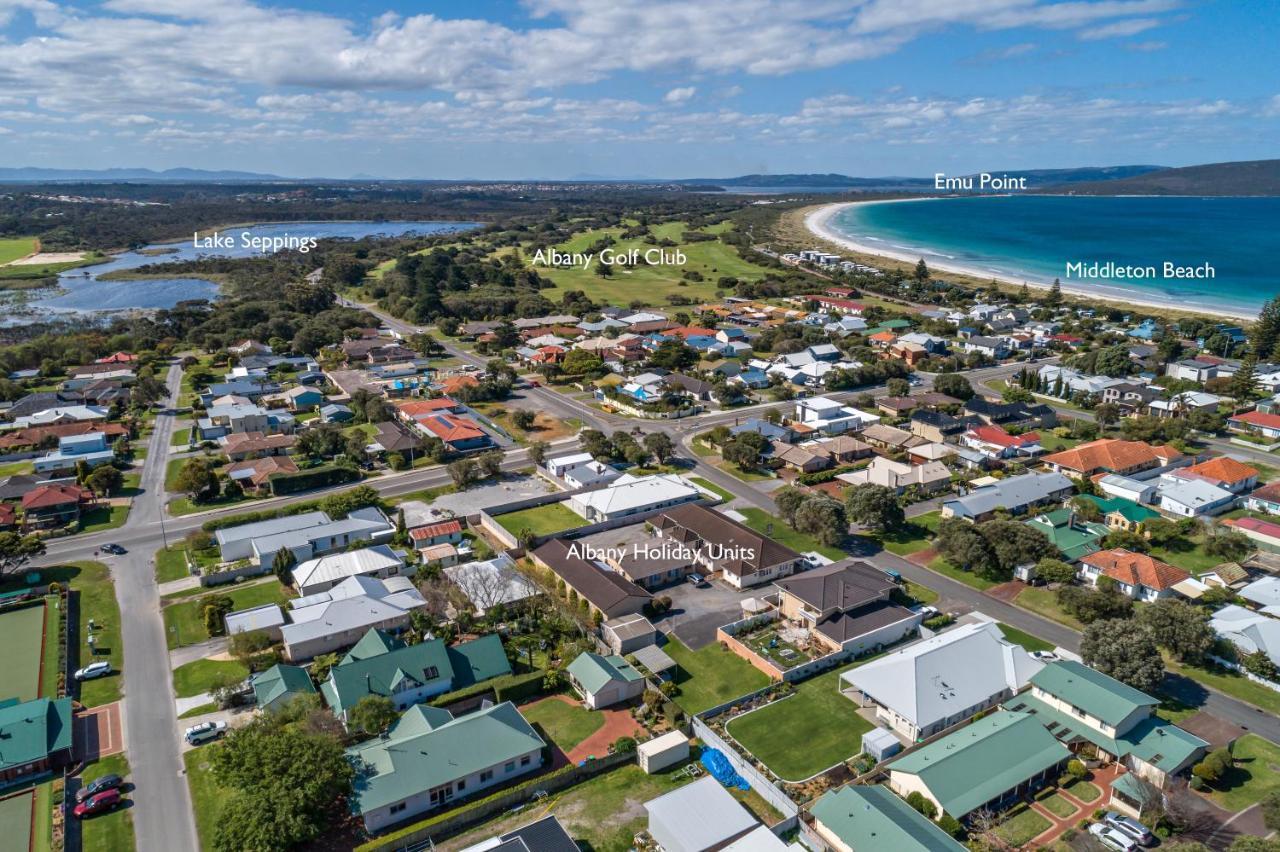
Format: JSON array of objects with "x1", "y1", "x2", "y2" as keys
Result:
[{"x1": 828, "y1": 196, "x2": 1280, "y2": 318}]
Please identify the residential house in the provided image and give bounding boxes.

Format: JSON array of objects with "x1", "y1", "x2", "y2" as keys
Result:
[
  {"x1": 32, "y1": 432, "x2": 115, "y2": 475},
  {"x1": 529, "y1": 538, "x2": 651, "y2": 619},
  {"x1": 772, "y1": 442, "x2": 831, "y2": 473},
  {"x1": 0, "y1": 697, "x2": 75, "y2": 782},
  {"x1": 1076, "y1": 495, "x2": 1160, "y2": 536},
  {"x1": 567, "y1": 474, "x2": 703, "y2": 523},
  {"x1": 1209, "y1": 605, "x2": 1280, "y2": 670},
  {"x1": 219, "y1": 431, "x2": 295, "y2": 461},
  {"x1": 280, "y1": 385, "x2": 325, "y2": 411},
  {"x1": 908, "y1": 410, "x2": 967, "y2": 443},
  {"x1": 1024, "y1": 508, "x2": 1109, "y2": 565},
  {"x1": 250, "y1": 664, "x2": 317, "y2": 713},
  {"x1": 805, "y1": 435, "x2": 875, "y2": 464},
  {"x1": 457, "y1": 816, "x2": 579, "y2": 852},
  {"x1": 199, "y1": 379, "x2": 281, "y2": 405},
  {"x1": 963, "y1": 397, "x2": 1056, "y2": 430},
  {"x1": 282, "y1": 575, "x2": 427, "y2": 661},
  {"x1": 1223, "y1": 516, "x2": 1280, "y2": 553},
  {"x1": 962, "y1": 425, "x2": 1042, "y2": 460},
  {"x1": 794, "y1": 396, "x2": 879, "y2": 436},
  {"x1": 654, "y1": 503, "x2": 805, "y2": 589},
  {"x1": 1005, "y1": 660, "x2": 1207, "y2": 787},
  {"x1": 21, "y1": 483, "x2": 94, "y2": 529},
  {"x1": 887, "y1": 711, "x2": 1070, "y2": 819},
  {"x1": 941, "y1": 472, "x2": 1074, "y2": 522},
  {"x1": 729, "y1": 418, "x2": 793, "y2": 444},
  {"x1": 414, "y1": 412, "x2": 491, "y2": 452},
  {"x1": 290, "y1": 544, "x2": 406, "y2": 597},
  {"x1": 1041, "y1": 438, "x2": 1183, "y2": 479},
  {"x1": 1165, "y1": 358, "x2": 1225, "y2": 383},
  {"x1": 346, "y1": 702, "x2": 544, "y2": 833},
  {"x1": 1229, "y1": 409, "x2": 1280, "y2": 441},
  {"x1": 1156, "y1": 474, "x2": 1238, "y2": 518},
  {"x1": 774, "y1": 560, "x2": 920, "y2": 654},
  {"x1": 408, "y1": 518, "x2": 464, "y2": 551},
  {"x1": 370, "y1": 421, "x2": 424, "y2": 462},
  {"x1": 839, "y1": 457, "x2": 951, "y2": 496},
  {"x1": 962, "y1": 336, "x2": 1010, "y2": 359},
  {"x1": 10, "y1": 405, "x2": 109, "y2": 429},
  {"x1": 1078, "y1": 549, "x2": 1190, "y2": 601},
  {"x1": 1175, "y1": 456, "x2": 1259, "y2": 493},
  {"x1": 1240, "y1": 575, "x2": 1280, "y2": 615},
  {"x1": 1102, "y1": 382, "x2": 1160, "y2": 413},
  {"x1": 842, "y1": 621, "x2": 1043, "y2": 742},
  {"x1": 224, "y1": 604, "x2": 287, "y2": 641},
  {"x1": 600, "y1": 613, "x2": 657, "y2": 655},
  {"x1": 859, "y1": 423, "x2": 923, "y2": 453},
  {"x1": 225, "y1": 455, "x2": 299, "y2": 493},
  {"x1": 1244, "y1": 482, "x2": 1280, "y2": 516},
  {"x1": 1148, "y1": 391, "x2": 1223, "y2": 419},
  {"x1": 810, "y1": 785, "x2": 967, "y2": 852},
  {"x1": 644, "y1": 776, "x2": 786, "y2": 852},
  {"x1": 214, "y1": 507, "x2": 395, "y2": 567},
  {"x1": 0, "y1": 422, "x2": 126, "y2": 453},
  {"x1": 445, "y1": 554, "x2": 539, "y2": 617},
  {"x1": 1097, "y1": 474, "x2": 1158, "y2": 504},
  {"x1": 566, "y1": 651, "x2": 646, "y2": 709},
  {"x1": 320, "y1": 629, "x2": 511, "y2": 721},
  {"x1": 542, "y1": 452, "x2": 622, "y2": 488}
]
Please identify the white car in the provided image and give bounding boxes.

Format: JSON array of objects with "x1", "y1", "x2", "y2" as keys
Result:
[
  {"x1": 74, "y1": 661, "x2": 113, "y2": 681},
  {"x1": 184, "y1": 720, "x2": 227, "y2": 745},
  {"x1": 1089, "y1": 822, "x2": 1138, "y2": 852},
  {"x1": 1104, "y1": 812, "x2": 1154, "y2": 846},
  {"x1": 1032, "y1": 650, "x2": 1060, "y2": 662}
]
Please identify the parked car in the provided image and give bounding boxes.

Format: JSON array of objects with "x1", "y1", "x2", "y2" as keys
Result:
[
  {"x1": 184, "y1": 720, "x2": 227, "y2": 745},
  {"x1": 101, "y1": 543, "x2": 127, "y2": 555},
  {"x1": 76, "y1": 774, "x2": 123, "y2": 803},
  {"x1": 1032, "y1": 650, "x2": 1060, "y2": 662},
  {"x1": 74, "y1": 661, "x2": 112, "y2": 681},
  {"x1": 686, "y1": 572, "x2": 706, "y2": 587},
  {"x1": 1089, "y1": 822, "x2": 1138, "y2": 852},
  {"x1": 1104, "y1": 812, "x2": 1154, "y2": 846},
  {"x1": 73, "y1": 789, "x2": 121, "y2": 819}
]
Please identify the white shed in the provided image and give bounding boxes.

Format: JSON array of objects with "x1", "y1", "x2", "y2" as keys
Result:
[{"x1": 637, "y1": 730, "x2": 690, "y2": 774}]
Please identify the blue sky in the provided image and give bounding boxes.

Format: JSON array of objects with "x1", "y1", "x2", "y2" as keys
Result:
[{"x1": 0, "y1": 0, "x2": 1275, "y2": 179}]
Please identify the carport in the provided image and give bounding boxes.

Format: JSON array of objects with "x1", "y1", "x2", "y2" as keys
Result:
[{"x1": 633, "y1": 644, "x2": 677, "y2": 681}]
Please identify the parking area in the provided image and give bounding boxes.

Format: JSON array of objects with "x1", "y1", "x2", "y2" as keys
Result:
[
  {"x1": 654, "y1": 576, "x2": 764, "y2": 650},
  {"x1": 401, "y1": 474, "x2": 561, "y2": 524}
]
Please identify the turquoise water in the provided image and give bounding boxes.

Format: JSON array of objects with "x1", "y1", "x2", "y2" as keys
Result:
[{"x1": 830, "y1": 196, "x2": 1280, "y2": 317}]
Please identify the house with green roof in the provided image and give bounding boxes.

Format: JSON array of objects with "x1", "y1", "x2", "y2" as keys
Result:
[
  {"x1": 566, "y1": 651, "x2": 645, "y2": 709},
  {"x1": 1005, "y1": 660, "x2": 1207, "y2": 787},
  {"x1": 887, "y1": 711, "x2": 1070, "y2": 819},
  {"x1": 1078, "y1": 494, "x2": 1160, "y2": 536},
  {"x1": 251, "y1": 663, "x2": 317, "y2": 713},
  {"x1": 811, "y1": 785, "x2": 966, "y2": 852},
  {"x1": 0, "y1": 697, "x2": 74, "y2": 782},
  {"x1": 1024, "y1": 508, "x2": 1109, "y2": 564},
  {"x1": 319, "y1": 629, "x2": 511, "y2": 722},
  {"x1": 346, "y1": 701, "x2": 545, "y2": 833}
]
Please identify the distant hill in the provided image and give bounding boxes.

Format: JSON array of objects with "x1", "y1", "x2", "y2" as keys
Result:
[
  {"x1": 1046, "y1": 159, "x2": 1280, "y2": 196},
  {"x1": 683, "y1": 166, "x2": 1164, "y2": 190},
  {"x1": 0, "y1": 166, "x2": 287, "y2": 183}
]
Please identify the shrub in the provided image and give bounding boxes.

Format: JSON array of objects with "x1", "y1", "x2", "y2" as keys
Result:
[
  {"x1": 906, "y1": 791, "x2": 938, "y2": 819},
  {"x1": 938, "y1": 813, "x2": 963, "y2": 838},
  {"x1": 613, "y1": 736, "x2": 637, "y2": 753},
  {"x1": 1067, "y1": 759, "x2": 1087, "y2": 780}
]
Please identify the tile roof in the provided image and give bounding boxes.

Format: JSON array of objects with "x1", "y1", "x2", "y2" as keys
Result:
[
  {"x1": 774, "y1": 560, "x2": 893, "y2": 611},
  {"x1": 1231, "y1": 409, "x2": 1280, "y2": 429},
  {"x1": 1043, "y1": 438, "x2": 1182, "y2": 474},
  {"x1": 417, "y1": 412, "x2": 486, "y2": 443},
  {"x1": 1081, "y1": 548, "x2": 1189, "y2": 591},
  {"x1": 967, "y1": 424, "x2": 1040, "y2": 448},
  {"x1": 397, "y1": 397, "x2": 459, "y2": 417},
  {"x1": 1181, "y1": 456, "x2": 1259, "y2": 486},
  {"x1": 21, "y1": 483, "x2": 92, "y2": 509},
  {"x1": 1247, "y1": 482, "x2": 1280, "y2": 505}
]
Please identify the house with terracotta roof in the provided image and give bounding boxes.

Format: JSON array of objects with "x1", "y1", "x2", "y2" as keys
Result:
[
  {"x1": 1078, "y1": 549, "x2": 1190, "y2": 601},
  {"x1": 21, "y1": 483, "x2": 95, "y2": 529},
  {"x1": 1223, "y1": 516, "x2": 1280, "y2": 552},
  {"x1": 225, "y1": 456, "x2": 299, "y2": 493},
  {"x1": 414, "y1": 412, "x2": 490, "y2": 452},
  {"x1": 1041, "y1": 438, "x2": 1184, "y2": 479},
  {"x1": 962, "y1": 424, "x2": 1043, "y2": 460},
  {"x1": 436, "y1": 374, "x2": 480, "y2": 396},
  {"x1": 1229, "y1": 409, "x2": 1280, "y2": 440},
  {"x1": 1175, "y1": 456, "x2": 1259, "y2": 493},
  {"x1": 94, "y1": 351, "x2": 136, "y2": 364},
  {"x1": 1245, "y1": 482, "x2": 1280, "y2": 516},
  {"x1": 409, "y1": 519, "x2": 464, "y2": 551}
]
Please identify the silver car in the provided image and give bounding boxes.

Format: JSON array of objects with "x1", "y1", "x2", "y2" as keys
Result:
[
  {"x1": 1089, "y1": 822, "x2": 1138, "y2": 852},
  {"x1": 1104, "y1": 811, "x2": 1154, "y2": 846},
  {"x1": 74, "y1": 661, "x2": 112, "y2": 681},
  {"x1": 184, "y1": 720, "x2": 227, "y2": 745}
]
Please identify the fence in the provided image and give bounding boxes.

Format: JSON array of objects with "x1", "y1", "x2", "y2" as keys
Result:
[
  {"x1": 357, "y1": 749, "x2": 635, "y2": 852},
  {"x1": 1209, "y1": 654, "x2": 1280, "y2": 693},
  {"x1": 691, "y1": 715, "x2": 799, "y2": 822}
]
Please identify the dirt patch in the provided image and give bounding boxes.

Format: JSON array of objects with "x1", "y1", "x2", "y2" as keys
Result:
[
  {"x1": 6, "y1": 251, "x2": 86, "y2": 266},
  {"x1": 1179, "y1": 711, "x2": 1247, "y2": 749},
  {"x1": 905, "y1": 547, "x2": 938, "y2": 567},
  {"x1": 986, "y1": 581, "x2": 1027, "y2": 603}
]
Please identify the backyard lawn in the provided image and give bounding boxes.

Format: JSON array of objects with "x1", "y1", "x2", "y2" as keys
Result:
[
  {"x1": 663, "y1": 636, "x2": 770, "y2": 715},
  {"x1": 162, "y1": 579, "x2": 292, "y2": 649},
  {"x1": 1206, "y1": 734, "x2": 1280, "y2": 812},
  {"x1": 173, "y1": 658, "x2": 250, "y2": 698},
  {"x1": 995, "y1": 802, "x2": 1051, "y2": 847},
  {"x1": 738, "y1": 508, "x2": 846, "y2": 560},
  {"x1": 1148, "y1": 535, "x2": 1224, "y2": 577},
  {"x1": 80, "y1": 754, "x2": 135, "y2": 852},
  {"x1": 520, "y1": 697, "x2": 605, "y2": 753},
  {"x1": 726, "y1": 662, "x2": 874, "y2": 781},
  {"x1": 494, "y1": 502, "x2": 583, "y2": 538},
  {"x1": 996, "y1": 622, "x2": 1055, "y2": 654}
]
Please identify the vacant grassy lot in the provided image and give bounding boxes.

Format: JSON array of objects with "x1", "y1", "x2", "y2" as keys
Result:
[
  {"x1": 80, "y1": 753, "x2": 135, "y2": 852},
  {"x1": 1207, "y1": 734, "x2": 1280, "y2": 811},
  {"x1": 875, "y1": 511, "x2": 941, "y2": 556},
  {"x1": 162, "y1": 580, "x2": 292, "y2": 649},
  {"x1": 173, "y1": 658, "x2": 250, "y2": 698},
  {"x1": 727, "y1": 662, "x2": 874, "y2": 781},
  {"x1": 0, "y1": 602, "x2": 46, "y2": 703},
  {"x1": 738, "y1": 508, "x2": 847, "y2": 560},
  {"x1": 520, "y1": 697, "x2": 605, "y2": 753},
  {"x1": 996, "y1": 622, "x2": 1055, "y2": 654},
  {"x1": 0, "y1": 237, "x2": 38, "y2": 264},
  {"x1": 664, "y1": 636, "x2": 771, "y2": 715},
  {"x1": 925, "y1": 555, "x2": 998, "y2": 591},
  {"x1": 494, "y1": 502, "x2": 583, "y2": 538},
  {"x1": 1014, "y1": 586, "x2": 1083, "y2": 630}
]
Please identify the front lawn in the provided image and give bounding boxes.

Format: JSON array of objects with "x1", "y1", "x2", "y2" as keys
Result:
[
  {"x1": 997, "y1": 622, "x2": 1055, "y2": 654},
  {"x1": 173, "y1": 658, "x2": 250, "y2": 698},
  {"x1": 688, "y1": 476, "x2": 735, "y2": 502},
  {"x1": 1036, "y1": 789, "x2": 1079, "y2": 819},
  {"x1": 79, "y1": 504, "x2": 129, "y2": 534},
  {"x1": 155, "y1": 547, "x2": 191, "y2": 583},
  {"x1": 80, "y1": 753, "x2": 135, "y2": 852},
  {"x1": 925, "y1": 555, "x2": 997, "y2": 591},
  {"x1": 1165, "y1": 659, "x2": 1280, "y2": 718},
  {"x1": 520, "y1": 697, "x2": 605, "y2": 753},
  {"x1": 995, "y1": 802, "x2": 1051, "y2": 847},
  {"x1": 876, "y1": 511, "x2": 941, "y2": 556},
  {"x1": 901, "y1": 579, "x2": 939, "y2": 606},
  {"x1": 716, "y1": 461, "x2": 775, "y2": 482},
  {"x1": 663, "y1": 636, "x2": 770, "y2": 715},
  {"x1": 52, "y1": 561, "x2": 125, "y2": 707},
  {"x1": 494, "y1": 502, "x2": 583, "y2": 538},
  {"x1": 1014, "y1": 586, "x2": 1083, "y2": 631},
  {"x1": 167, "y1": 491, "x2": 258, "y2": 517},
  {"x1": 1064, "y1": 778, "x2": 1101, "y2": 803},
  {"x1": 183, "y1": 748, "x2": 226, "y2": 852},
  {"x1": 1206, "y1": 734, "x2": 1280, "y2": 812},
  {"x1": 738, "y1": 508, "x2": 847, "y2": 560},
  {"x1": 162, "y1": 580, "x2": 292, "y2": 649},
  {"x1": 726, "y1": 662, "x2": 874, "y2": 781}
]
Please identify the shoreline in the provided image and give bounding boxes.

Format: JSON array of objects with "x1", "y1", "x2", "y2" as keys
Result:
[{"x1": 803, "y1": 200, "x2": 1258, "y2": 322}]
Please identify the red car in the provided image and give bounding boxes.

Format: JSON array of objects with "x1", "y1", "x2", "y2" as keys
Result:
[{"x1": 73, "y1": 788, "x2": 121, "y2": 818}]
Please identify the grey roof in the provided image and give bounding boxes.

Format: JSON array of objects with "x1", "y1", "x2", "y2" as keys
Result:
[
  {"x1": 842, "y1": 621, "x2": 1044, "y2": 730},
  {"x1": 214, "y1": 510, "x2": 332, "y2": 549},
  {"x1": 460, "y1": 815, "x2": 579, "y2": 852},
  {"x1": 444, "y1": 554, "x2": 540, "y2": 613},
  {"x1": 943, "y1": 471, "x2": 1073, "y2": 518},
  {"x1": 632, "y1": 643, "x2": 677, "y2": 673},
  {"x1": 225, "y1": 603, "x2": 286, "y2": 635},
  {"x1": 644, "y1": 776, "x2": 759, "y2": 851},
  {"x1": 774, "y1": 560, "x2": 894, "y2": 611}
]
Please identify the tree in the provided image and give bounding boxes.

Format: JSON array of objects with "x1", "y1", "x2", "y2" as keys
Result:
[
  {"x1": 448, "y1": 458, "x2": 480, "y2": 488},
  {"x1": 1205, "y1": 525, "x2": 1253, "y2": 561},
  {"x1": 905, "y1": 790, "x2": 937, "y2": 819},
  {"x1": 209, "y1": 718, "x2": 354, "y2": 852},
  {"x1": 229, "y1": 629, "x2": 275, "y2": 669},
  {"x1": 272, "y1": 546, "x2": 296, "y2": 586},
  {"x1": 886, "y1": 377, "x2": 910, "y2": 397},
  {"x1": 84, "y1": 464, "x2": 123, "y2": 496},
  {"x1": 1252, "y1": 295, "x2": 1280, "y2": 361},
  {"x1": 1046, "y1": 277, "x2": 1063, "y2": 307},
  {"x1": 310, "y1": 653, "x2": 340, "y2": 683},
  {"x1": 1262, "y1": 791, "x2": 1280, "y2": 833},
  {"x1": 528, "y1": 440, "x2": 550, "y2": 467},
  {"x1": 1081, "y1": 618, "x2": 1164, "y2": 693},
  {"x1": 1243, "y1": 648, "x2": 1279, "y2": 681},
  {"x1": 476, "y1": 448, "x2": 505, "y2": 478},
  {"x1": 934, "y1": 518, "x2": 996, "y2": 578},
  {"x1": 913, "y1": 258, "x2": 930, "y2": 282},
  {"x1": 1058, "y1": 584, "x2": 1133, "y2": 623},
  {"x1": 348, "y1": 695, "x2": 399, "y2": 736},
  {"x1": 1137, "y1": 598, "x2": 1214, "y2": 663},
  {"x1": 1230, "y1": 356, "x2": 1258, "y2": 401},
  {"x1": 931, "y1": 373, "x2": 974, "y2": 400},
  {"x1": 511, "y1": 408, "x2": 537, "y2": 431},
  {"x1": 793, "y1": 495, "x2": 847, "y2": 547},
  {"x1": 647, "y1": 339, "x2": 698, "y2": 371},
  {"x1": 200, "y1": 594, "x2": 235, "y2": 637},
  {"x1": 774, "y1": 486, "x2": 808, "y2": 526},
  {"x1": 0, "y1": 532, "x2": 45, "y2": 577},
  {"x1": 845, "y1": 484, "x2": 904, "y2": 533},
  {"x1": 1192, "y1": 747, "x2": 1232, "y2": 783},
  {"x1": 561, "y1": 349, "x2": 603, "y2": 376},
  {"x1": 1034, "y1": 558, "x2": 1076, "y2": 585},
  {"x1": 175, "y1": 456, "x2": 220, "y2": 502},
  {"x1": 643, "y1": 432, "x2": 674, "y2": 465}
]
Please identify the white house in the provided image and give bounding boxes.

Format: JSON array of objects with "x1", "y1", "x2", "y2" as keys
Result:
[
  {"x1": 282, "y1": 575, "x2": 427, "y2": 660},
  {"x1": 32, "y1": 432, "x2": 115, "y2": 475},
  {"x1": 1209, "y1": 605, "x2": 1280, "y2": 669},
  {"x1": 567, "y1": 473, "x2": 702, "y2": 523},
  {"x1": 1156, "y1": 474, "x2": 1237, "y2": 518},
  {"x1": 793, "y1": 396, "x2": 879, "y2": 435},
  {"x1": 290, "y1": 544, "x2": 405, "y2": 597}
]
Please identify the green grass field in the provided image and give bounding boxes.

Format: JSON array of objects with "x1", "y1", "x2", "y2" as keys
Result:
[
  {"x1": 0, "y1": 790, "x2": 33, "y2": 852},
  {"x1": 687, "y1": 476, "x2": 735, "y2": 503},
  {"x1": 78, "y1": 504, "x2": 130, "y2": 534},
  {"x1": 1036, "y1": 789, "x2": 1079, "y2": 818},
  {"x1": 874, "y1": 511, "x2": 942, "y2": 556},
  {"x1": 173, "y1": 658, "x2": 250, "y2": 698},
  {"x1": 996, "y1": 622, "x2": 1055, "y2": 654},
  {"x1": 494, "y1": 502, "x2": 584, "y2": 538},
  {"x1": 1014, "y1": 586, "x2": 1083, "y2": 631},
  {"x1": 1207, "y1": 734, "x2": 1280, "y2": 811},
  {"x1": 154, "y1": 547, "x2": 191, "y2": 583},
  {"x1": 737, "y1": 508, "x2": 847, "y2": 560},
  {"x1": 162, "y1": 580, "x2": 292, "y2": 649},
  {"x1": 520, "y1": 697, "x2": 605, "y2": 753},
  {"x1": 664, "y1": 636, "x2": 771, "y2": 715},
  {"x1": 924, "y1": 555, "x2": 998, "y2": 591},
  {"x1": 0, "y1": 603, "x2": 47, "y2": 702},
  {"x1": 80, "y1": 754, "x2": 135, "y2": 852},
  {"x1": 726, "y1": 662, "x2": 874, "y2": 781},
  {"x1": 0, "y1": 236, "x2": 37, "y2": 265},
  {"x1": 184, "y1": 748, "x2": 225, "y2": 852},
  {"x1": 995, "y1": 802, "x2": 1051, "y2": 847}
]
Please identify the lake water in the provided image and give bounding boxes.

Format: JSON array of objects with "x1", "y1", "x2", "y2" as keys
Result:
[
  {"x1": 829, "y1": 196, "x2": 1280, "y2": 318},
  {"x1": 25, "y1": 220, "x2": 478, "y2": 317}
]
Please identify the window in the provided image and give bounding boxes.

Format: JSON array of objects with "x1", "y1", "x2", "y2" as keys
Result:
[
  {"x1": 480, "y1": 770, "x2": 493, "y2": 782},
  {"x1": 389, "y1": 802, "x2": 407, "y2": 815},
  {"x1": 422, "y1": 666, "x2": 439, "y2": 680},
  {"x1": 504, "y1": 761, "x2": 516, "y2": 773},
  {"x1": 457, "y1": 779, "x2": 466, "y2": 791},
  {"x1": 520, "y1": 755, "x2": 531, "y2": 766}
]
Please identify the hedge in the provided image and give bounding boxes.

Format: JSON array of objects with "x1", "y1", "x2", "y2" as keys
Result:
[
  {"x1": 202, "y1": 499, "x2": 330, "y2": 532},
  {"x1": 429, "y1": 670, "x2": 546, "y2": 709},
  {"x1": 796, "y1": 464, "x2": 860, "y2": 486},
  {"x1": 268, "y1": 464, "x2": 360, "y2": 496}
]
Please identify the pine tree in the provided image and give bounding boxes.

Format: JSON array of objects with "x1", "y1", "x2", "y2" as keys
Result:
[
  {"x1": 1230, "y1": 356, "x2": 1258, "y2": 403},
  {"x1": 1046, "y1": 278, "x2": 1063, "y2": 307},
  {"x1": 1252, "y1": 295, "x2": 1280, "y2": 361},
  {"x1": 914, "y1": 258, "x2": 929, "y2": 282}
]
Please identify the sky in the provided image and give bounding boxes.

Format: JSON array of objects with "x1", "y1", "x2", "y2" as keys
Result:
[{"x1": 0, "y1": 0, "x2": 1276, "y2": 179}]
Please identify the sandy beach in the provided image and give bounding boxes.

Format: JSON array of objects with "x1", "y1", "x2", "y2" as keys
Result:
[{"x1": 803, "y1": 200, "x2": 1256, "y2": 322}]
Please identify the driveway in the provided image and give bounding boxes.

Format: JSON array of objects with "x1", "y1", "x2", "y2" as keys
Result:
[{"x1": 654, "y1": 577, "x2": 763, "y2": 650}]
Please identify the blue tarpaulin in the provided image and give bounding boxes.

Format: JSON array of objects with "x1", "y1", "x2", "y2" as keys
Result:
[{"x1": 700, "y1": 747, "x2": 749, "y2": 791}]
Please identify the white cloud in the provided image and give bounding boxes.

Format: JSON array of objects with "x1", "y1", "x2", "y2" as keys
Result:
[
  {"x1": 664, "y1": 86, "x2": 696, "y2": 104},
  {"x1": 1079, "y1": 17, "x2": 1162, "y2": 39}
]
